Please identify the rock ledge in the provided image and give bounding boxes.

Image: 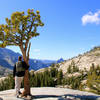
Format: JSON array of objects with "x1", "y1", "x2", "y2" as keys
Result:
[{"x1": 0, "y1": 87, "x2": 100, "y2": 100}]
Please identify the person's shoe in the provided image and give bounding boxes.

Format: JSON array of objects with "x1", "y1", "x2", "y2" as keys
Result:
[
  {"x1": 18, "y1": 91, "x2": 22, "y2": 95},
  {"x1": 18, "y1": 94, "x2": 22, "y2": 98},
  {"x1": 16, "y1": 95, "x2": 19, "y2": 98},
  {"x1": 16, "y1": 94, "x2": 22, "y2": 98},
  {"x1": 27, "y1": 95, "x2": 32, "y2": 99}
]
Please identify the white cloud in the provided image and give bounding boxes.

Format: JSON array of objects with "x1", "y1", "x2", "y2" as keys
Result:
[
  {"x1": 81, "y1": 10, "x2": 100, "y2": 25},
  {"x1": 33, "y1": 49, "x2": 40, "y2": 52}
]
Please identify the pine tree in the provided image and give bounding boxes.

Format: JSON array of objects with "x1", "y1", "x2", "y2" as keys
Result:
[
  {"x1": 87, "y1": 65, "x2": 100, "y2": 94},
  {"x1": 57, "y1": 70, "x2": 63, "y2": 85},
  {"x1": 50, "y1": 67, "x2": 57, "y2": 77},
  {"x1": 67, "y1": 65, "x2": 72, "y2": 73},
  {"x1": 87, "y1": 72, "x2": 100, "y2": 94},
  {"x1": 67, "y1": 60, "x2": 79, "y2": 73}
]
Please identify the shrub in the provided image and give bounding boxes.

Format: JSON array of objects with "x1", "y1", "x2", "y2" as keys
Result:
[
  {"x1": 87, "y1": 65, "x2": 100, "y2": 94},
  {"x1": 67, "y1": 61, "x2": 79, "y2": 73}
]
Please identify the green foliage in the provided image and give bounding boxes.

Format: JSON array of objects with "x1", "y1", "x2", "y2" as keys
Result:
[
  {"x1": 63, "y1": 75, "x2": 83, "y2": 89},
  {"x1": 0, "y1": 69, "x2": 57, "y2": 91},
  {"x1": 0, "y1": 9, "x2": 44, "y2": 47},
  {"x1": 50, "y1": 67, "x2": 58, "y2": 77},
  {"x1": 50, "y1": 63, "x2": 55, "y2": 68},
  {"x1": 55, "y1": 64, "x2": 60, "y2": 68},
  {"x1": 90, "y1": 46, "x2": 100, "y2": 52},
  {"x1": 87, "y1": 65, "x2": 100, "y2": 94},
  {"x1": 67, "y1": 61, "x2": 79, "y2": 73},
  {"x1": 1, "y1": 64, "x2": 100, "y2": 95},
  {"x1": 0, "y1": 74, "x2": 14, "y2": 91},
  {"x1": 79, "y1": 84, "x2": 86, "y2": 91},
  {"x1": 67, "y1": 65, "x2": 72, "y2": 73},
  {"x1": 29, "y1": 68, "x2": 58, "y2": 87},
  {"x1": 57, "y1": 70, "x2": 63, "y2": 85}
]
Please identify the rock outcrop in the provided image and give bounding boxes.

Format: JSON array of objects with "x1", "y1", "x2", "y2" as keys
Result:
[
  {"x1": 0, "y1": 87, "x2": 100, "y2": 100},
  {"x1": 58, "y1": 47, "x2": 100, "y2": 74}
]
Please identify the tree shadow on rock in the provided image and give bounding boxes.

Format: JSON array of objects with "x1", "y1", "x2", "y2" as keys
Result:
[
  {"x1": 63, "y1": 94, "x2": 100, "y2": 100},
  {"x1": 30, "y1": 94, "x2": 100, "y2": 100},
  {"x1": 31, "y1": 95, "x2": 61, "y2": 100}
]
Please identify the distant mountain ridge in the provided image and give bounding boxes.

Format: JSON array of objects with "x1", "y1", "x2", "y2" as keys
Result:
[
  {"x1": 0, "y1": 48, "x2": 63, "y2": 72},
  {"x1": 2, "y1": 46, "x2": 100, "y2": 76},
  {"x1": 35, "y1": 46, "x2": 100, "y2": 75},
  {"x1": 56, "y1": 58, "x2": 64, "y2": 63},
  {"x1": 58, "y1": 46, "x2": 100, "y2": 74},
  {"x1": 0, "y1": 65, "x2": 12, "y2": 77},
  {"x1": 0, "y1": 48, "x2": 20, "y2": 69}
]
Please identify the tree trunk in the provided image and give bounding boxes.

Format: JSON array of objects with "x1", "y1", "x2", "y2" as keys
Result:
[
  {"x1": 21, "y1": 58, "x2": 31, "y2": 96},
  {"x1": 22, "y1": 70, "x2": 30, "y2": 96},
  {"x1": 19, "y1": 45, "x2": 31, "y2": 96}
]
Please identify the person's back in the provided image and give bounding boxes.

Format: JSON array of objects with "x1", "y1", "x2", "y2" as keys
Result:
[
  {"x1": 13, "y1": 56, "x2": 29, "y2": 98},
  {"x1": 15, "y1": 60, "x2": 26, "y2": 77}
]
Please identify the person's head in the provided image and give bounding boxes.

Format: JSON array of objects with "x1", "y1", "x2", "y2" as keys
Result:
[{"x1": 18, "y1": 56, "x2": 22, "y2": 61}]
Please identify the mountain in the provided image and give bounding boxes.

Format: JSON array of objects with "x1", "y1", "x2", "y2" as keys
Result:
[
  {"x1": 2, "y1": 46, "x2": 100, "y2": 75},
  {"x1": 29, "y1": 46, "x2": 100, "y2": 74},
  {"x1": 29, "y1": 59, "x2": 55, "y2": 70},
  {"x1": 37, "y1": 59, "x2": 56, "y2": 64},
  {"x1": 0, "y1": 48, "x2": 21, "y2": 69},
  {"x1": 56, "y1": 58, "x2": 64, "y2": 63},
  {"x1": 58, "y1": 46, "x2": 100, "y2": 74},
  {"x1": 36, "y1": 46, "x2": 100, "y2": 74},
  {"x1": 0, "y1": 48, "x2": 57, "y2": 71},
  {"x1": 0, "y1": 65, "x2": 12, "y2": 77}
]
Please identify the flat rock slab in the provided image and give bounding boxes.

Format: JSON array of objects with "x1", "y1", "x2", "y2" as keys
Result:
[{"x1": 0, "y1": 87, "x2": 100, "y2": 100}]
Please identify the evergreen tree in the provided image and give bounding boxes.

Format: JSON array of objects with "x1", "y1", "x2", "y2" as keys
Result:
[
  {"x1": 67, "y1": 60, "x2": 79, "y2": 73},
  {"x1": 67, "y1": 65, "x2": 72, "y2": 73},
  {"x1": 51, "y1": 63, "x2": 55, "y2": 67},
  {"x1": 57, "y1": 70, "x2": 63, "y2": 85},
  {"x1": 50, "y1": 67, "x2": 57, "y2": 77},
  {"x1": 87, "y1": 72, "x2": 100, "y2": 94}
]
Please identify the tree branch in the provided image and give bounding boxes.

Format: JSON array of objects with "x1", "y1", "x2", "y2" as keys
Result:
[
  {"x1": 25, "y1": 39, "x2": 29, "y2": 52},
  {"x1": 27, "y1": 42, "x2": 31, "y2": 61},
  {"x1": 27, "y1": 17, "x2": 34, "y2": 36},
  {"x1": 19, "y1": 43, "x2": 27, "y2": 61}
]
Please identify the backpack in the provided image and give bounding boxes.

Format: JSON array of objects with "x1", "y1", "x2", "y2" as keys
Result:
[{"x1": 16, "y1": 61, "x2": 25, "y2": 72}]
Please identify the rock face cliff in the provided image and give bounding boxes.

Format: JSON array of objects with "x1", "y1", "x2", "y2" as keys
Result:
[{"x1": 58, "y1": 47, "x2": 100, "y2": 74}]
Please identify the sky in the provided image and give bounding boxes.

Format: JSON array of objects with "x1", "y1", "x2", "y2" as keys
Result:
[{"x1": 0, "y1": 0, "x2": 100, "y2": 60}]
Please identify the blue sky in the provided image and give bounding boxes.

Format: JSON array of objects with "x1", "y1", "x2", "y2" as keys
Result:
[{"x1": 0, "y1": 0, "x2": 100, "y2": 60}]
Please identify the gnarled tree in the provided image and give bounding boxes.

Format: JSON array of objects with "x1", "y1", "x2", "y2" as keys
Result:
[{"x1": 0, "y1": 9, "x2": 44, "y2": 96}]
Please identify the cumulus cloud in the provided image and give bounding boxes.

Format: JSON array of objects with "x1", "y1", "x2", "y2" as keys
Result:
[{"x1": 81, "y1": 10, "x2": 100, "y2": 25}]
